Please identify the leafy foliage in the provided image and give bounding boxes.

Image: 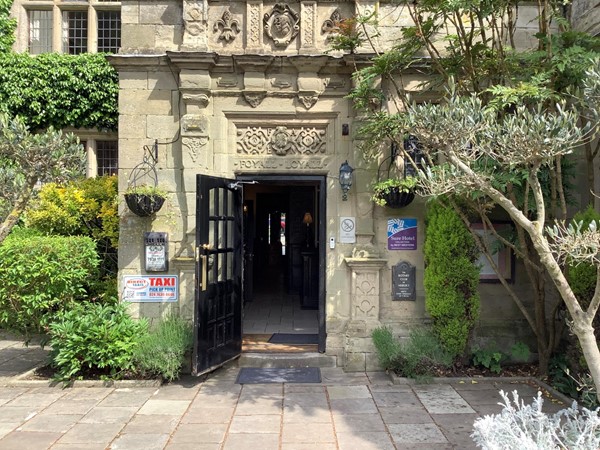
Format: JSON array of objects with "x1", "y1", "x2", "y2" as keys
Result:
[
  {"x1": 371, "y1": 176, "x2": 417, "y2": 206},
  {"x1": 472, "y1": 390, "x2": 600, "y2": 449},
  {"x1": 472, "y1": 347, "x2": 504, "y2": 374},
  {"x1": 48, "y1": 301, "x2": 148, "y2": 381},
  {"x1": 566, "y1": 206, "x2": 600, "y2": 307},
  {"x1": 0, "y1": 230, "x2": 99, "y2": 335},
  {"x1": 424, "y1": 201, "x2": 480, "y2": 358},
  {"x1": 0, "y1": 53, "x2": 118, "y2": 131},
  {"x1": 371, "y1": 326, "x2": 453, "y2": 380},
  {"x1": 0, "y1": 113, "x2": 85, "y2": 243},
  {"x1": 0, "y1": 0, "x2": 15, "y2": 53},
  {"x1": 133, "y1": 316, "x2": 193, "y2": 382}
]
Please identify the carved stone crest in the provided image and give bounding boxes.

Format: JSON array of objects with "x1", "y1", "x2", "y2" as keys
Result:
[
  {"x1": 181, "y1": 114, "x2": 209, "y2": 135},
  {"x1": 270, "y1": 127, "x2": 292, "y2": 155},
  {"x1": 243, "y1": 91, "x2": 266, "y2": 108},
  {"x1": 213, "y1": 8, "x2": 240, "y2": 42},
  {"x1": 264, "y1": 3, "x2": 300, "y2": 47}
]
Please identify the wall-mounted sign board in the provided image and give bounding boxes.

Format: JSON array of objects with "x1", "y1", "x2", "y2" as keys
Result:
[
  {"x1": 122, "y1": 275, "x2": 178, "y2": 302},
  {"x1": 145, "y1": 232, "x2": 168, "y2": 272},
  {"x1": 387, "y1": 218, "x2": 417, "y2": 250},
  {"x1": 392, "y1": 261, "x2": 416, "y2": 301}
]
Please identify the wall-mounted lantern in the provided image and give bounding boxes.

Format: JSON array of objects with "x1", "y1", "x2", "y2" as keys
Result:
[{"x1": 339, "y1": 160, "x2": 354, "y2": 201}]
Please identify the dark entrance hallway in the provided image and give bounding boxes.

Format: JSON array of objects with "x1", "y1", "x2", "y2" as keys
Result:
[{"x1": 240, "y1": 179, "x2": 322, "y2": 349}]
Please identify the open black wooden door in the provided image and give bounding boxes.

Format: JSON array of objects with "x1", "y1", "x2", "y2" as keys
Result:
[{"x1": 193, "y1": 174, "x2": 242, "y2": 376}]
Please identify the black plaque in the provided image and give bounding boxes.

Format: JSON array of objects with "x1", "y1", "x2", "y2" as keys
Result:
[{"x1": 392, "y1": 261, "x2": 416, "y2": 301}]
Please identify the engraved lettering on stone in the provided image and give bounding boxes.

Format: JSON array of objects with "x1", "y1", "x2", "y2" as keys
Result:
[
  {"x1": 302, "y1": 3, "x2": 315, "y2": 46},
  {"x1": 242, "y1": 91, "x2": 266, "y2": 108},
  {"x1": 248, "y1": 3, "x2": 261, "y2": 47},
  {"x1": 264, "y1": 3, "x2": 300, "y2": 47},
  {"x1": 237, "y1": 126, "x2": 326, "y2": 155},
  {"x1": 183, "y1": 137, "x2": 208, "y2": 163},
  {"x1": 214, "y1": 8, "x2": 240, "y2": 41},
  {"x1": 234, "y1": 157, "x2": 327, "y2": 170},
  {"x1": 322, "y1": 8, "x2": 344, "y2": 41}
]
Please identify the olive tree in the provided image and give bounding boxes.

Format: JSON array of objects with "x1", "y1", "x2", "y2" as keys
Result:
[
  {"x1": 0, "y1": 114, "x2": 84, "y2": 243},
  {"x1": 399, "y1": 72, "x2": 600, "y2": 397}
]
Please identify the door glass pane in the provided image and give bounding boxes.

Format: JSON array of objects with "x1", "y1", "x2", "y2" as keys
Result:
[
  {"x1": 209, "y1": 189, "x2": 215, "y2": 216},
  {"x1": 219, "y1": 220, "x2": 225, "y2": 249},
  {"x1": 226, "y1": 189, "x2": 233, "y2": 216},
  {"x1": 218, "y1": 251, "x2": 225, "y2": 282},
  {"x1": 207, "y1": 254, "x2": 214, "y2": 285},
  {"x1": 227, "y1": 220, "x2": 233, "y2": 248},
  {"x1": 208, "y1": 220, "x2": 215, "y2": 249},
  {"x1": 227, "y1": 251, "x2": 233, "y2": 280}
]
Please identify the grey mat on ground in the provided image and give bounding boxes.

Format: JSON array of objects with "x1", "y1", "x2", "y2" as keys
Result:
[
  {"x1": 267, "y1": 333, "x2": 319, "y2": 344},
  {"x1": 236, "y1": 367, "x2": 322, "y2": 384}
]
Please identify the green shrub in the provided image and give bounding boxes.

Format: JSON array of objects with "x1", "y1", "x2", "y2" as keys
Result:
[
  {"x1": 133, "y1": 316, "x2": 193, "y2": 382},
  {"x1": 372, "y1": 326, "x2": 453, "y2": 380},
  {"x1": 372, "y1": 326, "x2": 402, "y2": 369},
  {"x1": 424, "y1": 201, "x2": 480, "y2": 358},
  {"x1": 472, "y1": 347, "x2": 504, "y2": 374},
  {"x1": 566, "y1": 205, "x2": 600, "y2": 308},
  {"x1": 0, "y1": 231, "x2": 99, "y2": 334},
  {"x1": 48, "y1": 301, "x2": 148, "y2": 381},
  {"x1": 25, "y1": 175, "x2": 119, "y2": 282}
]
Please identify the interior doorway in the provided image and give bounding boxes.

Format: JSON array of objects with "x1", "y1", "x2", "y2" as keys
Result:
[{"x1": 238, "y1": 175, "x2": 326, "y2": 352}]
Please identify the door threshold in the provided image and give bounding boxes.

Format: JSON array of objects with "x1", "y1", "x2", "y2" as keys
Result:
[{"x1": 242, "y1": 334, "x2": 318, "y2": 353}]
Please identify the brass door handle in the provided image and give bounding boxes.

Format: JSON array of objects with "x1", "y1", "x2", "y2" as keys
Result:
[{"x1": 201, "y1": 254, "x2": 207, "y2": 291}]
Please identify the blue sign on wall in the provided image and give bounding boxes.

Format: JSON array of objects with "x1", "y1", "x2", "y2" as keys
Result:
[{"x1": 387, "y1": 218, "x2": 417, "y2": 250}]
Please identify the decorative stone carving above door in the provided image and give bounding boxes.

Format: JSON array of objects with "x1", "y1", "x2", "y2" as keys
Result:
[
  {"x1": 237, "y1": 126, "x2": 326, "y2": 155},
  {"x1": 263, "y1": 3, "x2": 300, "y2": 47}
]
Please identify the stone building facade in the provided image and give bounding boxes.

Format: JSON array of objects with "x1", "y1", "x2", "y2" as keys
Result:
[
  {"x1": 9, "y1": 0, "x2": 594, "y2": 371},
  {"x1": 106, "y1": 0, "x2": 556, "y2": 372}
]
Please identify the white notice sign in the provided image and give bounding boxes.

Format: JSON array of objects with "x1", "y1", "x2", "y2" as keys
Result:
[
  {"x1": 122, "y1": 275, "x2": 178, "y2": 302},
  {"x1": 339, "y1": 217, "x2": 356, "y2": 244}
]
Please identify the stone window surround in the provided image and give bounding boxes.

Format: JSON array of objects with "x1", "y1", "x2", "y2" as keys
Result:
[
  {"x1": 63, "y1": 130, "x2": 118, "y2": 177},
  {"x1": 14, "y1": 0, "x2": 121, "y2": 54}
]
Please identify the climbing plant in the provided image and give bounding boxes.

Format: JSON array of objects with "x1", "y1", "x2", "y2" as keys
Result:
[{"x1": 0, "y1": 53, "x2": 118, "y2": 131}]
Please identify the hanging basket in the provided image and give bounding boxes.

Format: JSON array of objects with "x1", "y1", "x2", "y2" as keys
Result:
[
  {"x1": 124, "y1": 193, "x2": 165, "y2": 217},
  {"x1": 376, "y1": 188, "x2": 415, "y2": 209}
]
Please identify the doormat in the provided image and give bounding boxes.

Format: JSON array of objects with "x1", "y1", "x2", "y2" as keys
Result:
[
  {"x1": 236, "y1": 367, "x2": 321, "y2": 384},
  {"x1": 268, "y1": 333, "x2": 319, "y2": 345}
]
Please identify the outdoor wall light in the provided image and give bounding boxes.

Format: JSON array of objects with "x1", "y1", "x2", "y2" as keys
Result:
[{"x1": 339, "y1": 160, "x2": 354, "y2": 201}]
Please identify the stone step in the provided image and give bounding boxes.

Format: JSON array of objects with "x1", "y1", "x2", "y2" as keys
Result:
[{"x1": 238, "y1": 352, "x2": 337, "y2": 368}]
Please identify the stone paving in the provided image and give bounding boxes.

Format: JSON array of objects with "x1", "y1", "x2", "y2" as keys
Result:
[{"x1": 0, "y1": 335, "x2": 568, "y2": 449}]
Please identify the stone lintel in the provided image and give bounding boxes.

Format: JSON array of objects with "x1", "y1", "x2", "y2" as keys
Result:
[
  {"x1": 289, "y1": 55, "x2": 330, "y2": 73},
  {"x1": 344, "y1": 257, "x2": 386, "y2": 271},
  {"x1": 166, "y1": 52, "x2": 217, "y2": 70},
  {"x1": 233, "y1": 55, "x2": 274, "y2": 72}
]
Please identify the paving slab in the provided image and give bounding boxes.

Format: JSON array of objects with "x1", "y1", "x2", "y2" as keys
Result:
[
  {"x1": 282, "y1": 422, "x2": 336, "y2": 443},
  {"x1": 110, "y1": 433, "x2": 170, "y2": 450},
  {"x1": 413, "y1": 384, "x2": 476, "y2": 414},
  {"x1": 0, "y1": 334, "x2": 573, "y2": 450},
  {"x1": 0, "y1": 430, "x2": 62, "y2": 449}
]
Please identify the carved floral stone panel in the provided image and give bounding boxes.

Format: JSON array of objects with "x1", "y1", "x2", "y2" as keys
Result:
[
  {"x1": 237, "y1": 126, "x2": 326, "y2": 156},
  {"x1": 213, "y1": 8, "x2": 240, "y2": 41},
  {"x1": 264, "y1": 3, "x2": 300, "y2": 47}
]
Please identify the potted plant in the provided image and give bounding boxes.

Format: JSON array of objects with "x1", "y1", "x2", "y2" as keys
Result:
[
  {"x1": 124, "y1": 185, "x2": 167, "y2": 217},
  {"x1": 371, "y1": 176, "x2": 418, "y2": 208}
]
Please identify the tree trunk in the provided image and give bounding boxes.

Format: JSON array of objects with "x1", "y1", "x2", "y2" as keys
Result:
[
  {"x1": 574, "y1": 320, "x2": 600, "y2": 403},
  {"x1": 0, "y1": 180, "x2": 35, "y2": 244}
]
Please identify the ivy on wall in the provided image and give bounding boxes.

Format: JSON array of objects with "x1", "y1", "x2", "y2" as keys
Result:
[
  {"x1": 0, "y1": 53, "x2": 118, "y2": 131},
  {"x1": 0, "y1": 0, "x2": 16, "y2": 53}
]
